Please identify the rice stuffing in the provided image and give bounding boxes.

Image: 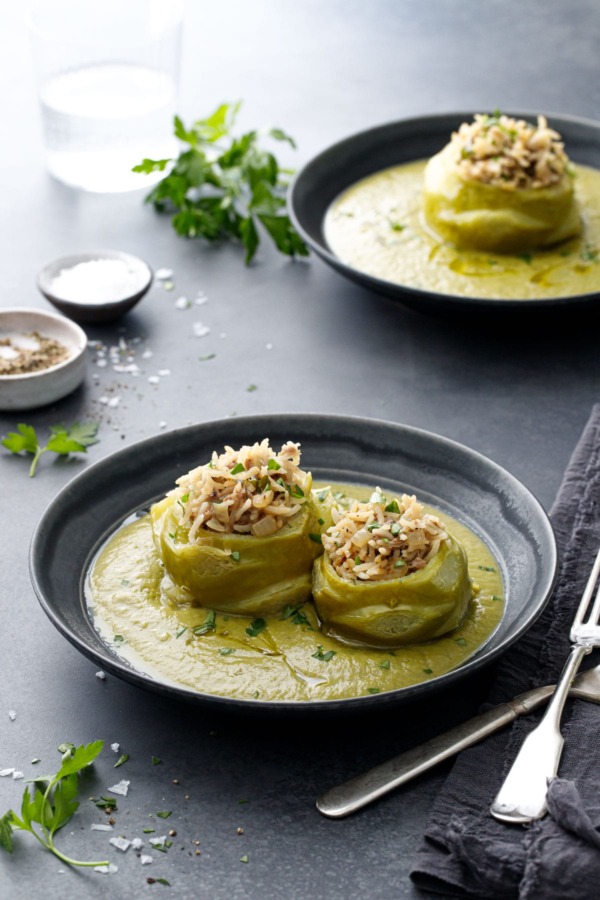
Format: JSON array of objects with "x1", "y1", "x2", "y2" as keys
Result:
[
  {"x1": 322, "y1": 489, "x2": 450, "y2": 583},
  {"x1": 451, "y1": 113, "x2": 572, "y2": 190},
  {"x1": 171, "y1": 439, "x2": 310, "y2": 541}
]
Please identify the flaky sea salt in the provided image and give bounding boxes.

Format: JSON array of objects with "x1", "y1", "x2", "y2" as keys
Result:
[
  {"x1": 155, "y1": 268, "x2": 173, "y2": 281},
  {"x1": 140, "y1": 855, "x2": 153, "y2": 865},
  {"x1": 108, "y1": 779, "x2": 130, "y2": 797},
  {"x1": 175, "y1": 296, "x2": 191, "y2": 310},
  {"x1": 96, "y1": 671, "x2": 106, "y2": 680},
  {"x1": 149, "y1": 836, "x2": 167, "y2": 848},
  {"x1": 193, "y1": 322, "x2": 210, "y2": 337},
  {"x1": 12, "y1": 771, "x2": 24, "y2": 780},
  {"x1": 109, "y1": 836, "x2": 131, "y2": 852},
  {"x1": 148, "y1": 375, "x2": 160, "y2": 385},
  {"x1": 0, "y1": 768, "x2": 15, "y2": 777},
  {"x1": 8, "y1": 710, "x2": 16, "y2": 720},
  {"x1": 94, "y1": 863, "x2": 118, "y2": 874},
  {"x1": 91, "y1": 823, "x2": 113, "y2": 832},
  {"x1": 131, "y1": 837, "x2": 144, "y2": 850}
]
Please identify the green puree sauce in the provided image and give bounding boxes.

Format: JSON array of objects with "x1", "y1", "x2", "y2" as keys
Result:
[
  {"x1": 87, "y1": 485, "x2": 504, "y2": 702},
  {"x1": 324, "y1": 161, "x2": 600, "y2": 300}
]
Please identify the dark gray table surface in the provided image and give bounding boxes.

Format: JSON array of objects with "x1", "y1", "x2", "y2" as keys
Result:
[{"x1": 2, "y1": 2, "x2": 600, "y2": 898}]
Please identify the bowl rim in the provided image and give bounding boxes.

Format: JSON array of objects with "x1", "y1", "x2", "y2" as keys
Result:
[{"x1": 0, "y1": 306, "x2": 87, "y2": 382}]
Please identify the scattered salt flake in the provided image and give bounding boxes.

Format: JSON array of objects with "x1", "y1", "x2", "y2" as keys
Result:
[
  {"x1": 149, "y1": 836, "x2": 167, "y2": 848},
  {"x1": 91, "y1": 823, "x2": 113, "y2": 832},
  {"x1": 142, "y1": 349, "x2": 153, "y2": 359},
  {"x1": 107, "y1": 397, "x2": 120, "y2": 408},
  {"x1": 159, "y1": 421, "x2": 167, "y2": 430},
  {"x1": 58, "y1": 869, "x2": 65, "y2": 874},
  {"x1": 8, "y1": 711, "x2": 16, "y2": 720},
  {"x1": 193, "y1": 322, "x2": 210, "y2": 337},
  {"x1": 111, "y1": 743, "x2": 120, "y2": 753},
  {"x1": 12, "y1": 771, "x2": 24, "y2": 780},
  {"x1": 94, "y1": 864, "x2": 118, "y2": 874},
  {"x1": 158, "y1": 368, "x2": 171, "y2": 376},
  {"x1": 96, "y1": 359, "x2": 108, "y2": 368},
  {"x1": 0, "y1": 768, "x2": 15, "y2": 777},
  {"x1": 148, "y1": 375, "x2": 160, "y2": 385},
  {"x1": 155, "y1": 268, "x2": 173, "y2": 281},
  {"x1": 266, "y1": 342, "x2": 273, "y2": 350},
  {"x1": 175, "y1": 296, "x2": 191, "y2": 310},
  {"x1": 108, "y1": 779, "x2": 130, "y2": 797},
  {"x1": 131, "y1": 837, "x2": 144, "y2": 850},
  {"x1": 109, "y1": 836, "x2": 131, "y2": 852},
  {"x1": 195, "y1": 295, "x2": 208, "y2": 305},
  {"x1": 96, "y1": 671, "x2": 106, "y2": 680},
  {"x1": 140, "y1": 855, "x2": 153, "y2": 865},
  {"x1": 98, "y1": 396, "x2": 109, "y2": 405}
]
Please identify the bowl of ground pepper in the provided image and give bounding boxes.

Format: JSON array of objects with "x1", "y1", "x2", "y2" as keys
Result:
[{"x1": 0, "y1": 308, "x2": 87, "y2": 410}]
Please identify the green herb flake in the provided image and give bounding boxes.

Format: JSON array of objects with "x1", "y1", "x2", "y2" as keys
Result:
[
  {"x1": 114, "y1": 754, "x2": 129, "y2": 768},
  {"x1": 246, "y1": 384, "x2": 258, "y2": 393},
  {"x1": 394, "y1": 559, "x2": 406, "y2": 568},
  {"x1": 517, "y1": 252, "x2": 532, "y2": 264},
  {"x1": 246, "y1": 618, "x2": 267, "y2": 637},
  {"x1": 384, "y1": 499, "x2": 400, "y2": 514},
  {"x1": 390, "y1": 222, "x2": 405, "y2": 232},
  {"x1": 143, "y1": 827, "x2": 156, "y2": 833},
  {"x1": 291, "y1": 610, "x2": 309, "y2": 626},
  {"x1": 155, "y1": 878, "x2": 171, "y2": 885},
  {"x1": 478, "y1": 565, "x2": 496, "y2": 572},
  {"x1": 176, "y1": 627, "x2": 188, "y2": 639},
  {"x1": 30, "y1": 759, "x2": 41, "y2": 765},
  {"x1": 267, "y1": 458, "x2": 281, "y2": 471},
  {"x1": 231, "y1": 551, "x2": 241, "y2": 562},
  {"x1": 156, "y1": 810, "x2": 172, "y2": 819},
  {"x1": 390, "y1": 523, "x2": 401, "y2": 535},
  {"x1": 491, "y1": 594, "x2": 503, "y2": 602},
  {"x1": 218, "y1": 647, "x2": 235, "y2": 656},
  {"x1": 193, "y1": 611, "x2": 216, "y2": 635},
  {"x1": 314, "y1": 488, "x2": 329, "y2": 502},
  {"x1": 318, "y1": 517, "x2": 325, "y2": 526},
  {"x1": 240, "y1": 854, "x2": 250, "y2": 863},
  {"x1": 455, "y1": 638, "x2": 468, "y2": 647},
  {"x1": 354, "y1": 555, "x2": 362, "y2": 566},
  {"x1": 423, "y1": 668, "x2": 434, "y2": 675},
  {"x1": 380, "y1": 659, "x2": 391, "y2": 670},
  {"x1": 308, "y1": 533, "x2": 322, "y2": 544},
  {"x1": 290, "y1": 484, "x2": 305, "y2": 498},
  {"x1": 199, "y1": 353, "x2": 216, "y2": 361},
  {"x1": 113, "y1": 635, "x2": 125, "y2": 645},
  {"x1": 367, "y1": 687, "x2": 380, "y2": 694},
  {"x1": 312, "y1": 645, "x2": 336, "y2": 662},
  {"x1": 151, "y1": 757, "x2": 162, "y2": 766},
  {"x1": 230, "y1": 463, "x2": 245, "y2": 475}
]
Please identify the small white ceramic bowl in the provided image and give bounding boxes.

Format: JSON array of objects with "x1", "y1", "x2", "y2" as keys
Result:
[{"x1": 0, "y1": 308, "x2": 87, "y2": 411}]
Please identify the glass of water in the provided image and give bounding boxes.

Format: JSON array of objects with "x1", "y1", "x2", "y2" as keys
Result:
[{"x1": 28, "y1": 0, "x2": 183, "y2": 193}]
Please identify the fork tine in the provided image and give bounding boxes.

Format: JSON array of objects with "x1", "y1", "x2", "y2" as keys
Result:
[{"x1": 571, "y1": 545, "x2": 600, "y2": 632}]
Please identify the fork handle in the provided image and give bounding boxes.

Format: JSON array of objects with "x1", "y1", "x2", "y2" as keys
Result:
[{"x1": 490, "y1": 643, "x2": 591, "y2": 824}]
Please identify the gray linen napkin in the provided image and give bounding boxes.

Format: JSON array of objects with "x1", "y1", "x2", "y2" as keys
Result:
[{"x1": 410, "y1": 404, "x2": 600, "y2": 900}]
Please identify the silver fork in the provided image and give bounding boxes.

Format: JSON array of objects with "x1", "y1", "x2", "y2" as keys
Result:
[{"x1": 490, "y1": 544, "x2": 600, "y2": 824}]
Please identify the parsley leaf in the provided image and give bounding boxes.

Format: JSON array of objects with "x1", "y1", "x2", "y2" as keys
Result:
[
  {"x1": 133, "y1": 102, "x2": 309, "y2": 264},
  {"x1": 2, "y1": 422, "x2": 99, "y2": 477},
  {"x1": 246, "y1": 618, "x2": 267, "y2": 637},
  {"x1": 0, "y1": 740, "x2": 107, "y2": 867}
]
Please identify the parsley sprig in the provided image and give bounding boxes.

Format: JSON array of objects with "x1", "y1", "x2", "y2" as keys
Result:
[
  {"x1": 1, "y1": 422, "x2": 99, "y2": 477},
  {"x1": 133, "y1": 102, "x2": 309, "y2": 264},
  {"x1": 0, "y1": 741, "x2": 107, "y2": 868}
]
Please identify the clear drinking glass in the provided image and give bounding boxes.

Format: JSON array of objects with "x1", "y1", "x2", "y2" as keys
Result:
[{"x1": 28, "y1": 0, "x2": 183, "y2": 193}]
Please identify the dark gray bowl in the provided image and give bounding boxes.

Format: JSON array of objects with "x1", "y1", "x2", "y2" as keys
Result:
[
  {"x1": 29, "y1": 413, "x2": 557, "y2": 715},
  {"x1": 289, "y1": 110, "x2": 600, "y2": 311},
  {"x1": 37, "y1": 249, "x2": 153, "y2": 324}
]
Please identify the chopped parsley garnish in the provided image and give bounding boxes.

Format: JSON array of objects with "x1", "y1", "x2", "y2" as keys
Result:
[
  {"x1": 230, "y1": 551, "x2": 241, "y2": 562},
  {"x1": 390, "y1": 222, "x2": 405, "y2": 232},
  {"x1": 240, "y1": 854, "x2": 250, "y2": 863},
  {"x1": 218, "y1": 648, "x2": 235, "y2": 656},
  {"x1": 390, "y1": 523, "x2": 401, "y2": 535},
  {"x1": 367, "y1": 687, "x2": 380, "y2": 694},
  {"x1": 384, "y1": 499, "x2": 400, "y2": 513},
  {"x1": 246, "y1": 384, "x2": 258, "y2": 392},
  {"x1": 156, "y1": 810, "x2": 172, "y2": 819},
  {"x1": 491, "y1": 594, "x2": 503, "y2": 602},
  {"x1": 423, "y1": 668, "x2": 434, "y2": 675},
  {"x1": 308, "y1": 533, "x2": 322, "y2": 544},
  {"x1": 291, "y1": 610, "x2": 310, "y2": 626},
  {"x1": 312, "y1": 645, "x2": 336, "y2": 662},
  {"x1": 113, "y1": 635, "x2": 125, "y2": 645},
  {"x1": 193, "y1": 611, "x2": 216, "y2": 635},
  {"x1": 290, "y1": 484, "x2": 305, "y2": 498},
  {"x1": 517, "y1": 253, "x2": 532, "y2": 264},
  {"x1": 144, "y1": 828, "x2": 156, "y2": 833},
  {"x1": 455, "y1": 638, "x2": 468, "y2": 647},
  {"x1": 380, "y1": 659, "x2": 391, "y2": 669},
  {"x1": 151, "y1": 757, "x2": 162, "y2": 766},
  {"x1": 114, "y1": 754, "x2": 129, "y2": 768},
  {"x1": 314, "y1": 488, "x2": 330, "y2": 502},
  {"x1": 318, "y1": 517, "x2": 325, "y2": 526},
  {"x1": 267, "y1": 458, "x2": 281, "y2": 471},
  {"x1": 394, "y1": 559, "x2": 406, "y2": 568},
  {"x1": 176, "y1": 627, "x2": 188, "y2": 639},
  {"x1": 478, "y1": 565, "x2": 496, "y2": 572},
  {"x1": 246, "y1": 618, "x2": 267, "y2": 637},
  {"x1": 230, "y1": 463, "x2": 245, "y2": 475}
]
